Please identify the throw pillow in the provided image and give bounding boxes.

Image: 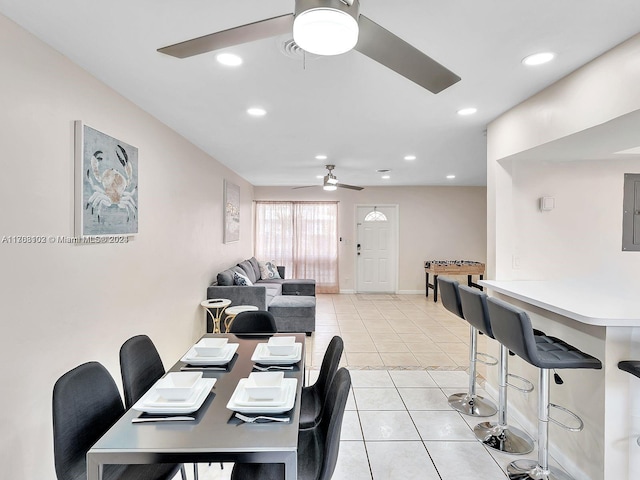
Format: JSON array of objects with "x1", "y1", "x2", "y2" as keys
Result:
[
  {"x1": 233, "y1": 271, "x2": 253, "y2": 286},
  {"x1": 259, "y1": 260, "x2": 281, "y2": 280}
]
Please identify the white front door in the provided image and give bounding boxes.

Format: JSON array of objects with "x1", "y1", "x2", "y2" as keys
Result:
[{"x1": 356, "y1": 205, "x2": 398, "y2": 293}]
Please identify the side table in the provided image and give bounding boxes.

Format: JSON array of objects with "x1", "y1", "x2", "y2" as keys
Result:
[
  {"x1": 201, "y1": 298, "x2": 231, "y2": 333},
  {"x1": 224, "y1": 305, "x2": 259, "y2": 332}
]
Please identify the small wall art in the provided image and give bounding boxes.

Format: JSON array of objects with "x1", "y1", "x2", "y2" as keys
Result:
[
  {"x1": 75, "y1": 121, "x2": 138, "y2": 237},
  {"x1": 224, "y1": 180, "x2": 240, "y2": 243}
]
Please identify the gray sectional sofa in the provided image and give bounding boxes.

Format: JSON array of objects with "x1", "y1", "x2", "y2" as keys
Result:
[{"x1": 206, "y1": 257, "x2": 316, "y2": 334}]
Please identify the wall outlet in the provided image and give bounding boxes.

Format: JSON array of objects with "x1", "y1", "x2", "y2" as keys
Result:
[{"x1": 512, "y1": 255, "x2": 522, "y2": 269}]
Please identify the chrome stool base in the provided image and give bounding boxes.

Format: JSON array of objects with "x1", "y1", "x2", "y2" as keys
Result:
[
  {"x1": 448, "y1": 393, "x2": 497, "y2": 417},
  {"x1": 474, "y1": 422, "x2": 534, "y2": 455},
  {"x1": 507, "y1": 459, "x2": 574, "y2": 480}
]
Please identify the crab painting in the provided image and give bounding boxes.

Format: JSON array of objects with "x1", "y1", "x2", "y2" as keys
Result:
[{"x1": 85, "y1": 144, "x2": 137, "y2": 223}]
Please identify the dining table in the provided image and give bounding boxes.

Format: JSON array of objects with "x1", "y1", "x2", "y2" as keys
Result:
[{"x1": 86, "y1": 332, "x2": 306, "y2": 480}]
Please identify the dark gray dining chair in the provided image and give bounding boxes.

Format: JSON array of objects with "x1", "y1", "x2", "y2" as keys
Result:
[
  {"x1": 228, "y1": 310, "x2": 277, "y2": 334},
  {"x1": 119, "y1": 335, "x2": 165, "y2": 409},
  {"x1": 119, "y1": 335, "x2": 191, "y2": 480},
  {"x1": 300, "y1": 336, "x2": 344, "y2": 429},
  {"x1": 231, "y1": 367, "x2": 352, "y2": 480},
  {"x1": 52, "y1": 361, "x2": 181, "y2": 480}
]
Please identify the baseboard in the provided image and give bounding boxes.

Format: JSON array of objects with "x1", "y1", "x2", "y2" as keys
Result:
[{"x1": 338, "y1": 289, "x2": 424, "y2": 295}]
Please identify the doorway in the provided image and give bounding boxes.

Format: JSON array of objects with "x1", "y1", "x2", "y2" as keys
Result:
[{"x1": 355, "y1": 205, "x2": 399, "y2": 293}]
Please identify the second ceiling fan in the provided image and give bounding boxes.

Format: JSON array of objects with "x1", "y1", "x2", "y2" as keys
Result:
[
  {"x1": 294, "y1": 165, "x2": 364, "y2": 191},
  {"x1": 158, "y1": 0, "x2": 461, "y2": 94}
]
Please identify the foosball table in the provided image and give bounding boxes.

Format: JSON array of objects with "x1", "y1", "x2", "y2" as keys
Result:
[{"x1": 424, "y1": 260, "x2": 485, "y2": 302}]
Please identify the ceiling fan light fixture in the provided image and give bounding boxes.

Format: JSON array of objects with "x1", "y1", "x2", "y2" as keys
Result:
[
  {"x1": 216, "y1": 53, "x2": 243, "y2": 66},
  {"x1": 323, "y1": 184, "x2": 338, "y2": 191},
  {"x1": 293, "y1": 2, "x2": 359, "y2": 56},
  {"x1": 327, "y1": 176, "x2": 339, "y2": 185}
]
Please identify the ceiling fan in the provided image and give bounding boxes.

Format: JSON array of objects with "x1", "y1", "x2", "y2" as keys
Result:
[
  {"x1": 157, "y1": 0, "x2": 461, "y2": 94},
  {"x1": 294, "y1": 164, "x2": 364, "y2": 191}
]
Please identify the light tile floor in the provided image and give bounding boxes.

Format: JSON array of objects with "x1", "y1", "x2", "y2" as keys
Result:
[{"x1": 177, "y1": 294, "x2": 570, "y2": 480}]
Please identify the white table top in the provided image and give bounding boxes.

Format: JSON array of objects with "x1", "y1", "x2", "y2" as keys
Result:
[
  {"x1": 201, "y1": 299, "x2": 231, "y2": 308},
  {"x1": 480, "y1": 279, "x2": 640, "y2": 327},
  {"x1": 226, "y1": 305, "x2": 259, "y2": 315}
]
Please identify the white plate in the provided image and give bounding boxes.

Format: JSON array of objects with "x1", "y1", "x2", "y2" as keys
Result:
[
  {"x1": 133, "y1": 378, "x2": 216, "y2": 414},
  {"x1": 181, "y1": 343, "x2": 239, "y2": 365},
  {"x1": 250, "y1": 343, "x2": 302, "y2": 365},
  {"x1": 227, "y1": 378, "x2": 297, "y2": 413}
]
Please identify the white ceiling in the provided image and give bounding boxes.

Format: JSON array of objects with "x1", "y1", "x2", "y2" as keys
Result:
[{"x1": 2, "y1": 0, "x2": 640, "y2": 188}]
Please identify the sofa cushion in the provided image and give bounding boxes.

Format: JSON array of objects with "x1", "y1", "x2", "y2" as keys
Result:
[
  {"x1": 282, "y1": 279, "x2": 316, "y2": 296},
  {"x1": 259, "y1": 260, "x2": 281, "y2": 280},
  {"x1": 248, "y1": 257, "x2": 261, "y2": 281},
  {"x1": 238, "y1": 260, "x2": 258, "y2": 284},
  {"x1": 268, "y1": 296, "x2": 316, "y2": 333},
  {"x1": 217, "y1": 268, "x2": 236, "y2": 286},
  {"x1": 233, "y1": 271, "x2": 253, "y2": 286},
  {"x1": 263, "y1": 283, "x2": 283, "y2": 307}
]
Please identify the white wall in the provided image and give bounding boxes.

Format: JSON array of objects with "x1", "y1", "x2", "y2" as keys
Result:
[
  {"x1": 0, "y1": 14, "x2": 253, "y2": 479},
  {"x1": 509, "y1": 157, "x2": 640, "y2": 282},
  {"x1": 254, "y1": 185, "x2": 487, "y2": 293}
]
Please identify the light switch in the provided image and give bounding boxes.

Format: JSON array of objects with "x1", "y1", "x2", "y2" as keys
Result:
[{"x1": 539, "y1": 196, "x2": 555, "y2": 211}]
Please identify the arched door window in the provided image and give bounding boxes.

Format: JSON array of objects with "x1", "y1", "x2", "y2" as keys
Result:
[{"x1": 364, "y1": 210, "x2": 388, "y2": 222}]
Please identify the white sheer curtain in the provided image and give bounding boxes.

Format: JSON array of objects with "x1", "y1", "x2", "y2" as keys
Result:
[{"x1": 255, "y1": 201, "x2": 339, "y2": 294}]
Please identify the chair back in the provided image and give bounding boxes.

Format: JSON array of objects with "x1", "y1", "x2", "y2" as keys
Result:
[
  {"x1": 315, "y1": 336, "x2": 344, "y2": 403},
  {"x1": 458, "y1": 285, "x2": 494, "y2": 338},
  {"x1": 120, "y1": 335, "x2": 165, "y2": 409},
  {"x1": 486, "y1": 297, "x2": 538, "y2": 365},
  {"x1": 437, "y1": 277, "x2": 464, "y2": 318},
  {"x1": 52, "y1": 362, "x2": 124, "y2": 480},
  {"x1": 228, "y1": 310, "x2": 277, "y2": 334},
  {"x1": 318, "y1": 368, "x2": 351, "y2": 480}
]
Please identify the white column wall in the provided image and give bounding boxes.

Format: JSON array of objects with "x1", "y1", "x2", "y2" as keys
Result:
[{"x1": 487, "y1": 32, "x2": 640, "y2": 480}]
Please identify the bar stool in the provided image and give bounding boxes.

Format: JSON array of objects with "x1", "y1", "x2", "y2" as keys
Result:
[
  {"x1": 458, "y1": 285, "x2": 535, "y2": 454},
  {"x1": 487, "y1": 297, "x2": 602, "y2": 480},
  {"x1": 618, "y1": 360, "x2": 640, "y2": 446},
  {"x1": 438, "y1": 277, "x2": 497, "y2": 417}
]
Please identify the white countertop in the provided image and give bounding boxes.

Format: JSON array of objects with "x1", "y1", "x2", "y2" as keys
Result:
[{"x1": 480, "y1": 279, "x2": 640, "y2": 327}]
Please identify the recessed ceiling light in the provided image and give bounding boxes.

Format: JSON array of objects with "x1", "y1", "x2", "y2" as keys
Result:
[
  {"x1": 522, "y1": 52, "x2": 555, "y2": 66},
  {"x1": 446, "y1": 175, "x2": 456, "y2": 179},
  {"x1": 315, "y1": 154, "x2": 328, "y2": 160},
  {"x1": 216, "y1": 53, "x2": 243, "y2": 66},
  {"x1": 381, "y1": 175, "x2": 391, "y2": 179},
  {"x1": 247, "y1": 107, "x2": 267, "y2": 117},
  {"x1": 404, "y1": 155, "x2": 416, "y2": 161},
  {"x1": 316, "y1": 175, "x2": 324, "y2": 179},
  {"x1": 457, "y1": 107, "x2": 477, "y2": 116}
]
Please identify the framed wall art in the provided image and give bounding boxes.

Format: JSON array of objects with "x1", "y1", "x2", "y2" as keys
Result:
[
  {"x1": 74, "y1": 121, "x2": 138, "y2": 237},
  {"x1": 224, "y1": 180, "x2": 240, "y2": 244}
]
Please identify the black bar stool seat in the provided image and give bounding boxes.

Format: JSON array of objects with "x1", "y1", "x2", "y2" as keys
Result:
[
  {"x1": 618, "y1": 360, "x2": 640, "y2": 378},
  {"x1": 487, "y1": 297, "x2": 602, "y2": 480}
]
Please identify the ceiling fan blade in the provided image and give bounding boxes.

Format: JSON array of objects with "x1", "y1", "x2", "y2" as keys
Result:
[
  {"x1": 354, "y1": 15, "x2": 461, "y2": 94},
  {"x1": 292, "y1": 185, "x2": 318, "y2": 189},
  {"x1": 157, "y1": 14, "x2": 294, "y2": 58},
  {"x1": 337, "y1": 183, "x2": 364, "y2": 191}
]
